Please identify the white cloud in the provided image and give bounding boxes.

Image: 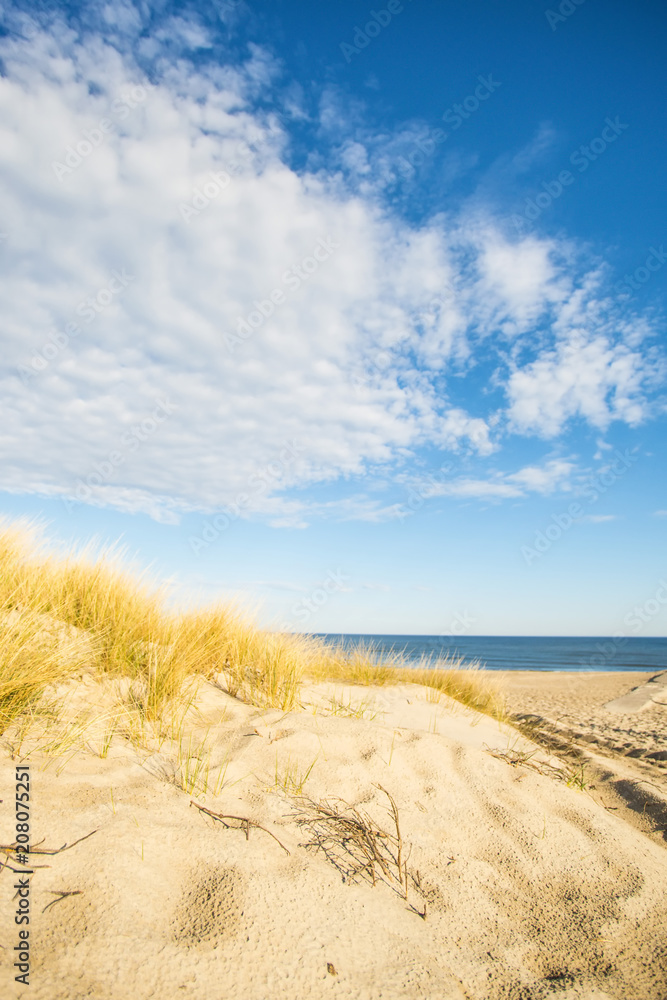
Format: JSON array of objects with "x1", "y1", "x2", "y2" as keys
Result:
[
  {"x1": 266, "y1": 495, "x2": 409, "y2": 528},
  {"x1": 0, "y1": 25, "x2": 496, "y2": 522},
  {"x1": 100, "y1": 1, "x2": 143, "y2": 35},
  {"x1": 505, "y1": 268, "x2": 662, "y2": 437},
  {"x1": 507, "y1": 333, "x2": 652, "y2": 436},
  {"x1": 422, "y1": 457, "x2": 575, "y2": 502},
  {"x1": 508, "y1": 458, "x2": 574, "y2": 494},
  {"x1": 578, "y1": 514, "x2": 617, "y2": 523},
  {"x1": 154, "y1": 17, "x2": 213, "y2": 51},
  {"x1": 475, "y1": 230, "x2": 568, "y2": 330},
  {"x1": 436, "y1": 408, "x2": 495, "y2": 455},
  {"x1": 0, "y1": 19, "x2": 662, "y2": 524},
  {"x1": 429, "y1": 479, "x2": 524, "y2": 500}
]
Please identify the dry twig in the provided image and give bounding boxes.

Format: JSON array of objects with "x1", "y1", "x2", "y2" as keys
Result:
[
  {"x1": 294, "y1": 786, "x2": 414, "y2": 902},
  {"x1": 0, "y1": 829, "x2": 97, "y2": 856},
  {"x1": 42, "y1": 889, "x2": 82, "y2": 914},
  {"x1": 190, "y1": 801, "x2": 290, "y2": 855}
]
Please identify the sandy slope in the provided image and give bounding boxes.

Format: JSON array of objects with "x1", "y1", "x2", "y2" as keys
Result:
[{"x1": 1, "y1": 677, "x2": 666, "y2": 1000}]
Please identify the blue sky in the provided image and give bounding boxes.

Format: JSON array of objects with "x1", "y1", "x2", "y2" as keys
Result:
[{"x1": 0, "y1": 0, "x2": 665, "y2": 636}]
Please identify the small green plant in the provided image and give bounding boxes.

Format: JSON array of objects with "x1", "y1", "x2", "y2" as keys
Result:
[
  {"x1": 274, "y1": 752, "x2": 318, "y2": 795},
  {"x1": 7, "y1": 700, "x2": 92, "y2": 770},
  {"x1": 325, "y1": 692, "x2": 379, "y2": 721},
  {"x1": 3, "y1": 712, "x2": 34, "y2": 759},
  {"x1": 211, "y1": 745, "x2": 232, "y2": 796},
  {"x1": 84, "y1": 710, "x2": 120, "y2": 759},
  {"x1": 117, "y1": 704, "x2": 153, "y2": 751},
  {"x1": 32, "y1": 717, "x2": 89, "y2": 760},
  {"x1": 177, "y1": 731, "x2": 213, "y2": 796},
  {"x1": 382, "y1": 730, "x2": 398, "y2": 767},
  {"x1": 565, "y1": 762, "x2": 588, "y2": 791},
  {"x1": 98, "y1": 716, "x2": 118, "y2": 759}
]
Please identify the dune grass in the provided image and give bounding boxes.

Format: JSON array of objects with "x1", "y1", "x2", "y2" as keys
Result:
[
  {"x1": 0, "y1": 518, "x2": 504, "y2": 740},
  {"x1": 303, "y1": 640, "x2": 505, "y2": 720},
  {"x1": 0, "y1": 607, "x2": 90, "y2": 732}
]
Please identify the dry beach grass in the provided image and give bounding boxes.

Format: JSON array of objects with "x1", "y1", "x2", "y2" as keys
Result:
[{"x1": 0, "y1": 517, "x2": 504, "y2": 733}]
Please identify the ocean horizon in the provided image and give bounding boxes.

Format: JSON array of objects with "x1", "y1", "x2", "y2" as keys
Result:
[{"x1": 312, "y1": 634, "x2": 667, "y2": 673}]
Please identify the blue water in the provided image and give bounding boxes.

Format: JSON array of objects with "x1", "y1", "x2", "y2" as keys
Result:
[{"x1": 313, "y1": 635, "x2": 667, "y2": 673}]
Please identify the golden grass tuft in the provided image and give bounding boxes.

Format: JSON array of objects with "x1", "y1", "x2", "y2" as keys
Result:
[
  {"x1": 0, "y1": 519, "x2": 309, "y2": 725},
  {"x1": 402, "y1": 664, "x2": 506, "y2": 720},
  {"x1": 0, "y1": 608, "x2": 89, "y2": 732},
  {"x1": 0, "y1": 518, "x2": 504, "y2": 741},
  {"x1": 303, "y1": 639, "x2": 505, "y2": 721}
]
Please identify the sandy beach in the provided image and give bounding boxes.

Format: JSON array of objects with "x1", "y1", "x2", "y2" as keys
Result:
[
  {"x1": 1, "y1": 669, "x2": 665, "y2": 1000},
  {"x1": 502, "y1": 670, "x2": 667, "y2": 848}
]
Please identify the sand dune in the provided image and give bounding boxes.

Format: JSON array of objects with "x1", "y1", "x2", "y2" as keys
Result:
[{"x1": 1, "y1": 675, "x2": 666, "y2": 1000}]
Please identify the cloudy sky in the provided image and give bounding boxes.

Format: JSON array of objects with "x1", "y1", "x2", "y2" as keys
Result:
[{"x1": 1, "y1": 0, "x2": 665, "y2": 635}]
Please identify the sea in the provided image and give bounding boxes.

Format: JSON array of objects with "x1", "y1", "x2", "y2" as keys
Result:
[{"x1": 313, "y1": 635, "x2": 667, "y2": 673}]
